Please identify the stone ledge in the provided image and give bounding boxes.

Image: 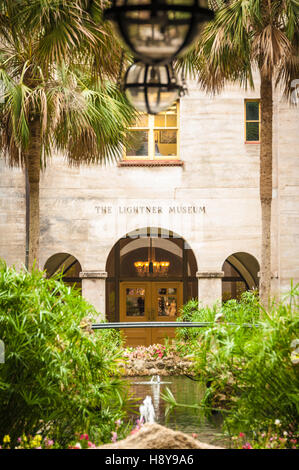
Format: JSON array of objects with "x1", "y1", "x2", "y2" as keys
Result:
[
  {"x1": 196, "y1": 271, "x2": 224, "y2": 279},
  {"x1": 118, "y1": 160, "x2": 184, "y2": 167},
  {"x1": 79, "y1": 271, "x2": 108, "y2": 279}
]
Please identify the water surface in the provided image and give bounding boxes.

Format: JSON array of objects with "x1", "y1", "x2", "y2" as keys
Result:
[{"x1": 126, "y1": 375, "x2": 229, "y2": 447}]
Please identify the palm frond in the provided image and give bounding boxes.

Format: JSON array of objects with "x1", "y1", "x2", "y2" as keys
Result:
[{"x1": 182, "y1": 0, "x2": 299, "y2": 98}]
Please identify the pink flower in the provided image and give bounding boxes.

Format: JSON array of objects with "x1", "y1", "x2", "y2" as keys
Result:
[
  {"x1": 72, "y1": 443, "x2": 81, "y2": 449},
  {"x1": 192, "y1": 433, "x2": 198, "y2": 439},
  {"x1": 242, "y1": 443, "x2": 253, "y2": 449},
  {"x1": 130, "y1": 429, "x2": 139, "y2": 435},
  {"x1": 45, "y1": 439, "x2": 54, "y2": 447},
  {"x1": 88, "y1": 441, "x2": 96, "y2": 448},
  {"x1": 111, "y1": 432, "x2": 117, "y2": 443},
  {"x1": 79, "y1": 433, "x2": 89, "y2": 441},
  {"x1": 239, "y1": 432, "x2": 245, "y2": 438}
]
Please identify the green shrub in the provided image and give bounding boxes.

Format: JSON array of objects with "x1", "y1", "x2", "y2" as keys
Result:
[
  {"x1": 166, "y1": 288, "x2": 299, "y2": 445},
  {"x1": 176, "y1": 298, "x2": 218, "y2": 341},
  {"x1": 0, "y1": 261, "x2": 129, "y2": 447},
  {"x1": 176, "y1": 291, "x2": 260, "y2": 342},
  {"x1": 221, "y1": 288, "x2": 299, "y2": 437}
]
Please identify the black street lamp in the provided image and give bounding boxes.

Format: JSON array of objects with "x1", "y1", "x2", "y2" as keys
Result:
[
  {"x1": 123, "y1": 61, "x2": 185, "y2": 114},
  {"x1": 104, "y1": 1, "x2": 214, "y2": 65}
]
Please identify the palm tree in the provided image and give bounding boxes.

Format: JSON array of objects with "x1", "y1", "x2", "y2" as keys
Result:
[
  {"x1": 0, "y1": 1, "x2": 136, "y2": 270},
  {"x1": 179, "y1": 0, "x2": 299, "y2": 308}
]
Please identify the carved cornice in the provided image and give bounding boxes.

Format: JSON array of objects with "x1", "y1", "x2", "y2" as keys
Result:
[
  {"x1": 196, "y1": 271, "x2": 224, "y2": 279},
  {"x1": 79, "y1": 271, "x2": 108, "y2": 279}
]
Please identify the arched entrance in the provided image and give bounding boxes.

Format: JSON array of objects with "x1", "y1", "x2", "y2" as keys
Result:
[
  {"x1": 44, "y1": 253, "x2": 82, "y2": 292},
  {"x1": 106, "y1": 228, "x2": 198, "y2": 346},
  {"x1": 222, "y1": 252, "x2": 259, "y2": 302}
]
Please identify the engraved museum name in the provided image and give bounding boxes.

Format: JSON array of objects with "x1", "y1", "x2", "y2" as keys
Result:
[{"x1": 95, "y1": 205, "x2": 206, "y2": 215}]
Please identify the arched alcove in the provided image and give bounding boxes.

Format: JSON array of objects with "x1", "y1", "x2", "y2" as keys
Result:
[
  {"x1": 44, "y1": 253, "x2": 82, "y2": 291},
  {"x1": 105, "y1": 227, "x2": 198, "y2": 324},
  {"x1": 222, "y1": 252, "x2": 259, "y2": 302}
]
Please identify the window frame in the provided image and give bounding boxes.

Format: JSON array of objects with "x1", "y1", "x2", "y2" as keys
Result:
[
  {"x1": 244, "y1": 99, "x2": 261, "y2": 144},
  {"x1": 124, "y1": 101, "x2": 180, "y2": 161}
]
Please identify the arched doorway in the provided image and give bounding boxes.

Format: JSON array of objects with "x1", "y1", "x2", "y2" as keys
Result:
[
  {"x1": 44, "y1": 253, "x2": 82, "y2": 292},
  {"x1": 222, "y1": 252, "x2": 259, "y2": 302},
  {"x1": 106, "y1": 228, "x2": 198, "y2": 346}
]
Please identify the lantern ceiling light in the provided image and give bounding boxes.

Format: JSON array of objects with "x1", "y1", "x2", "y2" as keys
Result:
[
  {"x1": 104, "y1": 0, "x2": 214, "y2": 65},
  {"x1": 124, "y1": 61, "x2": 185, "y2": 114}
]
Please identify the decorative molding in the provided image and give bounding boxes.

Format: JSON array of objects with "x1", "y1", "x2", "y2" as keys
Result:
[
  {"x1": 118, "y1": 160, "x2": 184, "y2": 167},
  {"x1": 196, "y1": 271, "x2": 224, "y2": 279},
  {"x1": 79, "y1": 271, "x2": 108, "y2": 279}
]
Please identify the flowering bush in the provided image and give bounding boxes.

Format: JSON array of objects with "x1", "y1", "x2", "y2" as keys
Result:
[
  {"x1": 68, "y1": 434, "x2": 97, "y2": 449},
  {"x1": 232, "y1": 421, "x2": 298, "y2": 449},
  {"x1": 129, "y1": 418, "x2": 144, "y2": 436},
  {"x1": 0, "y1": 434, "x2": 57, "y2": 449},
  {"x1": 0, "y1": 416, "x2": 137, "y2": 449},
  {"x1": 123, "y1": 344, "x2": 168, "y2": 360},
  {"x1": 123, "y1": 342, "x2": 192, "y2": 361}
]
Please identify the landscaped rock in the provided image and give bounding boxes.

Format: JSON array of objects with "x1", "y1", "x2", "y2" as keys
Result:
[
  {"x1": 156, "y1": 361, "x2": 165, "y2": 370},
  {"x1": 122, "y1": 356, "x2": 194, "y2": 376},
  {"x1": 99, "y1": 423, "x2": 223, "y2": 449},
  {"x1": 121, "y1": 345, "x2": 195, "y2": 377}
]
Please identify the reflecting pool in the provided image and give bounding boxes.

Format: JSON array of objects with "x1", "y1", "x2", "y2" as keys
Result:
[{"x1": 126, "y1": 375, "x2": 230, "y2": 448}]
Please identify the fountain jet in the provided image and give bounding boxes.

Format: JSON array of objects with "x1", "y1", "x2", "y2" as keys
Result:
[{"x1": 139, "y1": 395, "x2": 155, "y2": 424}]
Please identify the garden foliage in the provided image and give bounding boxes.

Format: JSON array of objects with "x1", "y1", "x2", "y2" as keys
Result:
[
  {"x1": 0, "y1": 261, "x2": 129, "y2": 447},
  {"x1": 174, "y1": 290, "x2": 299, "y2": 442}
]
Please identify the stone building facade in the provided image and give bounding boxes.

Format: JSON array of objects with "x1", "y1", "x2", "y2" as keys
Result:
[{"x1": 0, "y1": 75, "x2": 298, "y2": 344}]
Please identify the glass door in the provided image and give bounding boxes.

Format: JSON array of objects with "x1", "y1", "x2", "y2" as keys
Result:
[
  {"x1": 120, "y1": 281, "x2": 183, "y2": 346},
  {"x1": 119, "y1": 282, "x2": 151, "y2": 346},
  {"x1": 151, "y1": 282, "x2": 183, "y2": 345}
]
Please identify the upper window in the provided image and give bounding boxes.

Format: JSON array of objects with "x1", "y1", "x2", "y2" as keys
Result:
[
  {"x1": 124, "y1": 102, "x2": 179, "y2": 160},
  {"x1": 244, "y1": 99, "x2": 260, "y2": 143}
]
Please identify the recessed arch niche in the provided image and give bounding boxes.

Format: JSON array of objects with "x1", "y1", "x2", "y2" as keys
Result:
[
  {"x1": 44, "y1": 252, "x2": 82, "y2": 291},
  {"x1": 222, "y1": 252, "x2": 259, "y2": 302}
]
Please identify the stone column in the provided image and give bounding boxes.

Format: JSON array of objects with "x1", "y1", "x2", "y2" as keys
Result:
[
  {"x1": 79, "y1": 271, "x2": 107, "y2": 321},
  {"x1": 196, "y1": 271, "x2": 224, "y2": 308}
]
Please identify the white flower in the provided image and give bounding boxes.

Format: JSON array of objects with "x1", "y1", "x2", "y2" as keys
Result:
[{"x1": 275, "y1": 419, "x2": 281, "y2": 426}]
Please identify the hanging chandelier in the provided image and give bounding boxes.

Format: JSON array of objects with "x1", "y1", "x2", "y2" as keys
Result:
[
  {"x1": 124, "y1": 61, "x2": 185, "y2": 114},
  {"x1": 104, "y1": 1, "x2": 214, "y2": 65},
  {"x1": 134, "y1": 260, "x2": 170, "y2": 276},
  {"x1": 134, "y1": 238, "x2": 170, "y2": 276}
]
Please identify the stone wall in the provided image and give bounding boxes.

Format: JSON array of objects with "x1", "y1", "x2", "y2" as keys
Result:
[{"x1": 0, "y1": 73, "x2": 298, "y2": 309}]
